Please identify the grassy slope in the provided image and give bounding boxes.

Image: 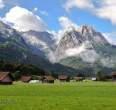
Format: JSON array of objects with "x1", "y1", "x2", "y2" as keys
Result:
[{"x1": 0, "y1": 82, "x2": 116, "y2": 110}]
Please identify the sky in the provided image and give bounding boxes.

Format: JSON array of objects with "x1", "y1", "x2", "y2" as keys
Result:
[{"x1": 0, "y1": 0, "x2": 116, "y2": 45}]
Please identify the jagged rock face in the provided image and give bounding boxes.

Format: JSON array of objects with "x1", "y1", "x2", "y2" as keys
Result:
[
  {"x1": 80, "y1": 25, "x2": 109, "y2": 46},
  {"x1": 55, "y1": 29, "x2": 84, "y2": 58},
  {"x1": 0, "y1": 21, "x2": 18, "y2": 39},
  {"x1": 55, "y1": 25, "x2": 110, "y2": 59},
  {"x1": 0, "y1": 21, "x2": 28, "y2": 48},
  {"x1": 54, "y1": 25, "x2": 116, "y2": 72},
  {"x1": 0, "y1": 20, "x2": 56, "y2": 58},
  {"x1": 22, "y1": 30, "x2": 56, "y2": 56},
  {"x1": 0, "y1": 20, "x2": 54, "y2": 72},
  {"x1": 0, "y1": 20, "x2": 116, "y2": 74}
]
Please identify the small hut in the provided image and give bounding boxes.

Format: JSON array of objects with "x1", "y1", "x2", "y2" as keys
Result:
[
  {"x1": 21, "y1": 75, "x2": 32, "y2": 83},
  {"x1": 29, "y1": 75, "x2": 44, "y2": 83},
  {"x1": 112, "y1": 72, "x2": 116, "y2": 81},
  {"x1": 74, "y1": 77, "x2": 84, "y2": 82},
  {"x1": 43, "y1": 76, "x2": 55, "y2": 83},
  {"x1": 0, "y1": 72, "x2": 13, "y2": 85},
  {"x1": 58, "y1": 75, "x2": 70, "y2": 82}
]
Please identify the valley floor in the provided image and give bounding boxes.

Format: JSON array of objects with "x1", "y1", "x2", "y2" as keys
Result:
[{"x1": 0, "y1": 81, "x2": 116, "y2": 110}]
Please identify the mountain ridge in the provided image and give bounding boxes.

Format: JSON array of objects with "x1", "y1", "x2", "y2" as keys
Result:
[
  {"x1": 0, "y1": 20, "x2": 116, "y2": 75},
  {"x1": 54, "y1": 25, "x2": 116, "y2": 73}
]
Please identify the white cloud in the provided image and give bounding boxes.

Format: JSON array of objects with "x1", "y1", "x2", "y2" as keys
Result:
[
  {"x1": 3, "y1": 6, "x2": 47, "y2": 32},
  {"x1": 0, "y1": 0, "x2": 6, "y2": 9},
  {"x1": 95, "y1": 0, "x2": 116, "y2": 24},
  {"x1": 0, "y1": 0, "x2": 17, "y2": 9},
  {"x1": 64, "y1": 42, "x2": 99, "y2": 63},
  {"x1": 64, "y1": 0, "x2": 94, "y2": 12},
  {"x1": 103, "y1": 32, "x2": 116, "y2": 45},
  {"x1": 56, "y1": 16, "x2": 79, "y2": 44},
  {"x1": 48, "y1": 51, "x2": 57, "y2": 63},
  {"x1": 65, "y1": 44, "x2": 86, "y2": 57},
  {"x1": 33, "y1": 7, "x2": 38, "y2": 12},
  {"x1": 64, "y1": 0, "x2": 116, "y2": 25},
  {"x1": 79, "y1": 50, "x2": 99, "y2": 63},
  {"x1": 59, "y1": 16, "x2": 78, "y2": 29}
]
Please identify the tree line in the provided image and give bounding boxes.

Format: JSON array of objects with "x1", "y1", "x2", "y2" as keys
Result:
[{"x1": 0, "y1": 60, "x2": 47, "y2": 80}]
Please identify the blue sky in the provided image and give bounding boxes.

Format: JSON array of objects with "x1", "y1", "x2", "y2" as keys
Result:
[{"x1": 0, "y1": 0, "x2": 116, "y2": 44}]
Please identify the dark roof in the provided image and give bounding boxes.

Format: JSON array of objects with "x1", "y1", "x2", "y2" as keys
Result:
[
  {"x1": 32, "y1": 75, "x2": 44, "y2": 80},
  {"x1": 58, "y1": 75, "x2": 69, "y2": 80},
  {"x1": 21, "y1": 75, "x2": 31, "y2": 82},
  {"x1": 112, "y1": 72, "x2": 116, "y2": 76},
  {"x1": 0, "y1": 72, "x2": 11, "y2": 81},
  {"x1": 44, "y1": 76, "x2": 55, "y2": 81}
]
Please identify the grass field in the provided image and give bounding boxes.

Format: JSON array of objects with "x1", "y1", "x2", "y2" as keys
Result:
[{"x1": 0, "y1": 81, "x2": 116, "y2": 110}]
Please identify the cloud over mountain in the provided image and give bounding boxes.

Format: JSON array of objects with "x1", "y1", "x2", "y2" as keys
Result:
[
  {"x1": 3, "y1": 6, "x2": 47, "y2": 32},
  {"x1": 59, "y1": 16, "x2": 78, "y2": 29},
  {"x1": 103, "y1": 32, "x2": 116, "y2": 45}
]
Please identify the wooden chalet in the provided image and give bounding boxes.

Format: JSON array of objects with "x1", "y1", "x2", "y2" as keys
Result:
[
  {"x1": 74, "y1": 77, "x2": 84, "y2": 82},
  {"x1": 30, "y1": 75, "x2": 44, "y2": 83},
  {"x1": 0, "y1": 72, "x2": 13, "y2": 85},
  {"x1": 112, "y1": 72, "x2": 116, "y2": 81},
  {"x1": 58, "y1": 75, "x2": 70, "y2": 82},
  {"x1": 21, "y1": 75, "x2": 32, "y2": 83},
  {"x1": 43, "y1": 76, "x2": 55, "y2": 83},
  {"x1": 31, "y1": 75, "x2": 44, "y2": 80}
]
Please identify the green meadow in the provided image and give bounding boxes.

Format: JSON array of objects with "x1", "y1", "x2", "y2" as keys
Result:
[{"x1": 0, "y1": 82, "x2": 116, "y2": 110}]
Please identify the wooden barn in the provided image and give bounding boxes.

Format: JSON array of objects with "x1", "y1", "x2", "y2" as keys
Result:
[
  {"x1": 0, "y1": 72, "x2": 13, "y2": 85},
  {"x1": 31, "y1": 75, "x2": 43, "y2": 81},
  {"x1": 74, "y1": 77, "x2": 84, "y2": 82},
  {"x1": 21, "y1": 75, "x2": 32, "y2": 83},
  {"x1": 43, "y1": 76, "x2": 55, "y2": 83},
  {"x1": 112, "y1": 72, "x2": 116, "y2": 81},
  {"x1": 58, "y1": 75, "x2": 70, "y2": 82},
  {"x1": 29, "y1": 75, "x2": 44, "y2": 83}
]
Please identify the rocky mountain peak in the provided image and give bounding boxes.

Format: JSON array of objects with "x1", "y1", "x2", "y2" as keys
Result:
[
  {"x1": 0, "y1": 20, "x2": 16, "y2": 38},
  {"x1": 55, "y1": 25, "x2": 110, "y2": 60},
  {"x1": 81, "y1": 25, "x2": 95, "y2": 35},
  {"x1": 0, "y1": 20, "x2": 12, "y2": 30}
]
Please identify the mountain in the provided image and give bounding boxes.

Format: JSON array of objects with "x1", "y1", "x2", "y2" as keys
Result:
[
  {"x1": 0, "y1": 20, "x2": 116, "y2": 75},
  {"x1": 55, "y1": 25, "x2": 116, "y2": 74},
  {"x1": 21, "y1": 30, "x2": 56, "y2": 58},
  {"x1": 0, "y1": 20, "x2": 29, "y2": 61},
  {"x1": 0, "y1": 20, "x2": 78, "y2": 75},
  {"x1": 55, "y1": 25, "x2": 110, "y2": 58},
  {"x1": 0, "y1": 21, "x2": 54, "y2": 72}
]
